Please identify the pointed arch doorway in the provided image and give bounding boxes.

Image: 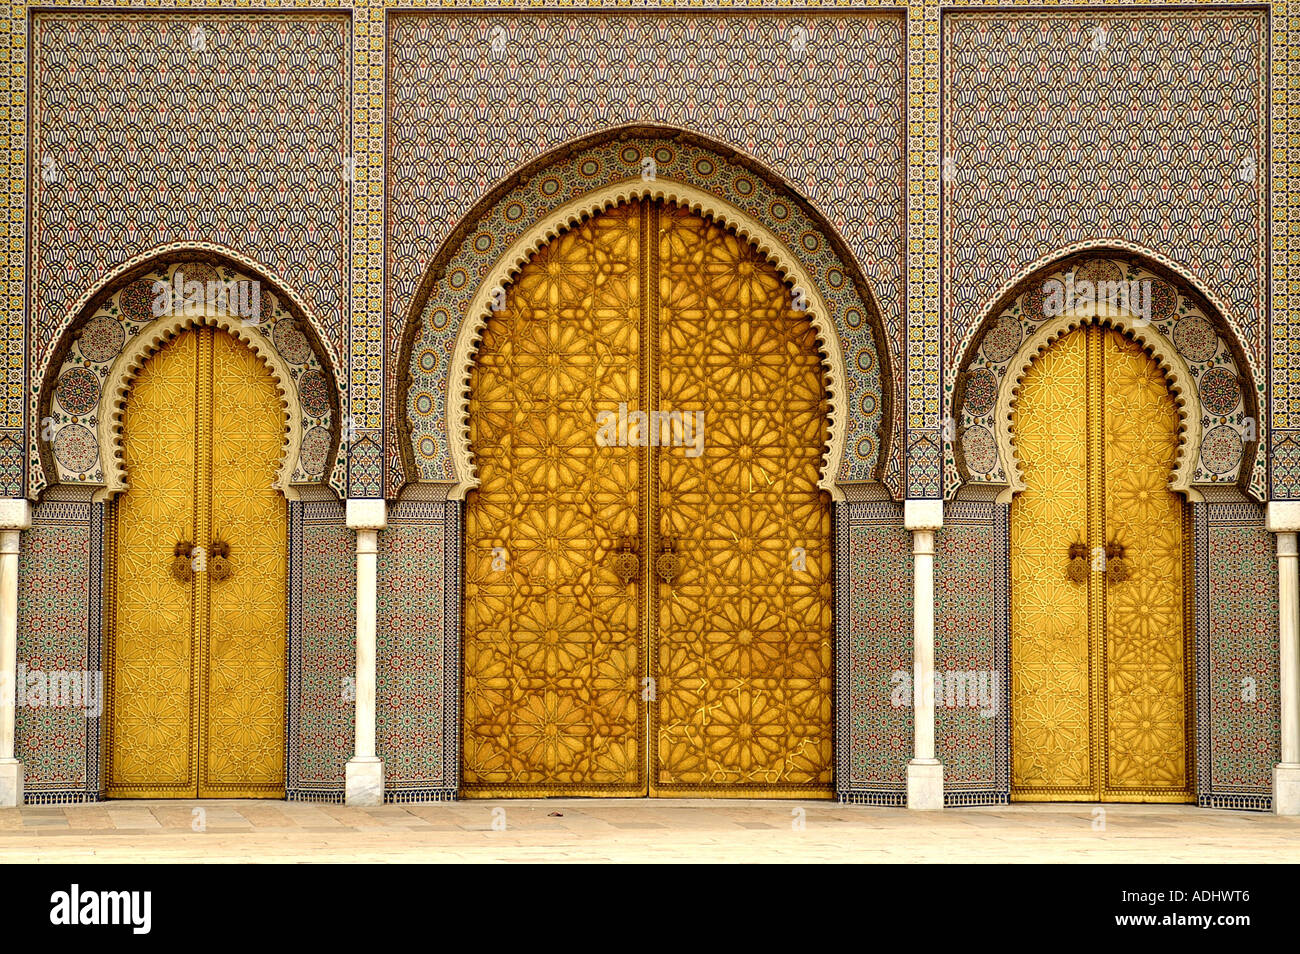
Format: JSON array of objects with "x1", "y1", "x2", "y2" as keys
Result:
[
  {"x1": 462, "y1": 198, "x2": 835, "y2": 798},
  {"x1": 106, "y1": 326, "x2": 288, "y2": 798},
  {"x1": 1010, "y1": 322, "x2": 1195, "y2": 802}
]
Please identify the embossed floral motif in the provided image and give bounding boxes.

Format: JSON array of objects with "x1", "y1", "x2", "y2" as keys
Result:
[
  {"x1": 77, "y1": 315, "x2": 126, "y2": 363},
  {"x1": 1172, "y1": 314, "x2": 1219, "y2": 363},
  {"x1": 273, "y1": 319, "x2": 313, "y2": 366},
  {"x1": 961, "y1": 425, "x2": 998, "y2": 475},
  {"x1": 1199, "y1": 367, "x2": 1241, "y2": 417},
  {"x1": 1201, "y1": 425, "x2": 1244, "y2": 475},
  {"x1": 297, "y1": 369, "x2": 330, "y2": 418},
  {"x1": 54, "y1": 368, "x2": 100, "y2": 416},
  {"x1": 53, "y1": 424, "x2": 98, "y2": 474},
  {"x1": 299, "y1": 426, "x2": 332, "y2": 477},
  {"x1": 119, "y1": 280, "x2": 159, "y2": 325},
  {"x1": 963, "y1": 368, "x2": 998, "y2": 416},
  {"x1": 980, "y1": 315, "x2": 1022, "y2": 364}
]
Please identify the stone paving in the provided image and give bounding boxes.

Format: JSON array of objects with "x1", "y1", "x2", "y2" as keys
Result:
[{"x1": 0, "y1": 800, "x2": 1296, "y2": 863}]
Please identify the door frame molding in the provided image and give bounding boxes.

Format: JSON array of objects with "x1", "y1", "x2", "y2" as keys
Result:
[
  {"x1": 98, "y1": 310, "x2": 305, "y2": 502},
  {"x1": 444, "y1": 186, "x2": 851, "y2": 502},
  {"x1": 993, "y1": 307, "x2": 1205, "y2": 504}
]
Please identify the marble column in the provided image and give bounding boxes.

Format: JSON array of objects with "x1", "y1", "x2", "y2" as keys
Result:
[
  {"x1": 345, "y1": 499, "x2": 386, "y2": 806},
  {"x1": 905, "y1": 499, "x2": 944, "y2": 810},
  {"x1": 0, "y1": 500, "x2": 31, "y2": 807},
  {"x1": 1266, "y1": 503, "x2": 1300, "y2": 814}
]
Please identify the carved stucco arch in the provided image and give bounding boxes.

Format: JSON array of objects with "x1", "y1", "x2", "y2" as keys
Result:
[
  {"x1": 950, "y1": 238, "x2": 1265, "y2": 404},
  {"x1": 951, "y1": 245, "x2": 1264, "y2": 502},
  {"x1": 444, "y1": 182, "x2": 851, "y2": 502},
  {"x1": 35, "y1": 245, "x2": 345, "y2": 501},
  {"x1": 393, "y1": 124, "x2": 895, "y2": 501},
  {"x1": 993, "y1": 306, "x2": 1204, "y2": 503},
  {"x1": 98, "y1": 308, "x2": 305, "y2": 502}
]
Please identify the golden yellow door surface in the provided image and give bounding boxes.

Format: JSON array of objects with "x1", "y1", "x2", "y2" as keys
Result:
[
  {"x1": 108, "y1": 326, "x2": 287, "y2": 798},
  {"x1": 462, "y1": 199, "x2": 833, "y2": 797},
  {"x1": 1010, "y1": 324, "x2": 1193, "y2": 802},
  {"x1": 653, "y1": 204, "x2": 833, "y2": 796}
]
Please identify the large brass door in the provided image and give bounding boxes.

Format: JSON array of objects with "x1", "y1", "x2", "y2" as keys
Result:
[
  {"x1": 1010, "y1": 324, "x2": 1194, "y2": 802},
  {"x1": 462, "y1": 200, "x2": 834, "y2": 797},
  {"x1": 107, "y1": 326, "x2": 288, "y2": 798}
]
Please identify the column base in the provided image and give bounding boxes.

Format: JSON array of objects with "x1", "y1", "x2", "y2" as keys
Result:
[
  {"x1": 1274, "y1": 763, "x2": 1300, "y2": 815},
  {"x1": 906, "y1": 759, "x2": 944, "y2": 811},
  {"x1": 345, "y1": 756, "x2": 384, "y2": 806},
  {"x1": 0, "y1": 758, "x2": 23, "y2": 808}
]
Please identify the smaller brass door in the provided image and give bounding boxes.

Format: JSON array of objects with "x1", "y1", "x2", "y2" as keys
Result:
[
  {"x1": 107, "y1": 326, "x2": 288, "y2": 798},
  {"x1": 1010, "y1": 324, "x2": 1194, "y2": 802}
]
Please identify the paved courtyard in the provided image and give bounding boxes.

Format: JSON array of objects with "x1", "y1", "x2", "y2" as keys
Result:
[{"x1": 1, "y1": 799, "x2": 1296, "y2": 863}]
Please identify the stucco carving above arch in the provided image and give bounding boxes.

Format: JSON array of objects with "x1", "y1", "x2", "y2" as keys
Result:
[
  {"x1": 98, "y1": 308, "x2": 304, "y2": 501},
  {"x1": 949, "y1": 248, "x2": 1264, "y2": 503},
  {"x1": 394, "y1": 125, "x2": 896, "y2": 501},
  {"x1": 992, "y1": 307, "x2": 1203, "y2": 503},
  {"x1": 443, "y1": 183, "x2": 850, "y2": 501},
  {"x1": 35, "y1": 248, "x2": 345, "y2": 501}
]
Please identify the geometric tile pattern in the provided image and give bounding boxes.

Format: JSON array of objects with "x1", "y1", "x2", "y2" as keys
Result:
[
  {"x1": 376, "y1": 496, "x2": 459, "y2": 801},
  {"x1": 935, "y1": 499, "x2": 1009, "y2": 805},
  {"x1": 40, "y1": 260, "x2": 344, "y2": 497},
  {"x1": 27, "y1": 12, "x2": 350, "y2": 490},
  {"x1": 14, "y1": 490, "x2": 99, "y2": 803},
  {"x1": 1194, "y1": 500, "x2": 1279, "y2": 811},
  {"x1": 952, "y1": 256, "x2": 1265, "y2": 500},
  {"x1": 387, "y1": 12, "x2": 905, "y2": 496},
  {"x1": 943, "y1": 12, "x2": 1268, "y2": 449},
  {"x1": 285, "y1": 496, "x2": 356, "y2": 803},
  {"x1": 836, "y1": 499, "x2": 912, "y2": 804}
]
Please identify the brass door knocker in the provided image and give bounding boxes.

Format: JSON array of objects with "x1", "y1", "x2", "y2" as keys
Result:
[
  {"x1": 610, "y1": 536, "x2": 640, "y2": 584},
  {"x1": 170, "y1": 541, "x2": 195, "y2": 582},
  {"x1": 655, "y1": 536, "x2": 683, "y2": 584},
  {"x1": 209, "y1": 540, "x2": 232, "y2": 582},
  {"x1": 1105, "y1": 542, "x2": 1130, "y2": 583},
  {"x1": 1066, "y1": 542, "x2": 1090, "y2": 584}
]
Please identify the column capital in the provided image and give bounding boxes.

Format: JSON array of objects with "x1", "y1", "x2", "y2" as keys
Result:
[
  {"x1": 1266, "y1": 502, "x2": 1300, "y2": 534},
  {"x1": 904, "y1": 499, "x2": 943, "y2": 531},
  {"x1": 346, "y1": 498, "x2": 387, "y2": 531},
  {"x1": 0, "y1": 500, "x2": 32, "y2": 531}
]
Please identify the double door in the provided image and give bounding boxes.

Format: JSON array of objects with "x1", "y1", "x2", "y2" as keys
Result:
[
  {"x1": 1010, "y1": 324, "x2": 1194, "y2": 802},
  {"x1": 463, "y1": 199, "x2": 834, "y2": 797},
  {"x1": 107, "y1": 326, "x2": 288, "y2": 798}
]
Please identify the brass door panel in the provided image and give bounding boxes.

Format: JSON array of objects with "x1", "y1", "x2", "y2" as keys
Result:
[
  {"x1": 1010, "y1": 324, "x2": 1193, "y2": 802},
  {"x1": 107, "y1": 327, "x2": 287, "y2": 798},
  {"x1": 462, "y1": 202, "x2": 645, "y2": 796},
  {"x1": 653, "y1": 203, "x2": 833, "y2": 796},
  {"x1": 462, "y1": 199, "x2": 834, "y2": 797},
  {"x1": 202, "y1": 329, "x2": 288, "y2": 797},
  {"x1": 107, "y1": 330, "x2": 200, "y2": 797}
]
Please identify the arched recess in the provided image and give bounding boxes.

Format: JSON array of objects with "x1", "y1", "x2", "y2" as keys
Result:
[
  {"x1": 949, "y1": 249, "x2": 1264, "y2": 503},
  {"x1": 447, "y1": 187, "x2": 848, "y2": 501},
  {"x1": 34, "y1": 247, "x2": 345, "y2": 501},
  {"x1": 393, "y1": 125, "x2": 896, "y2": 501}
]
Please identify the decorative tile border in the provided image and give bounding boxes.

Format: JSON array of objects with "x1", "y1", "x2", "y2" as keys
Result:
[
  {"x1": 376, "y1": 494, "x2": 460, "y2": 800},
  {"x1": 941, "y1": 10, "x2": 1270, "y2": 503},
  {"x1": 935, "y1": 497, "x2": 1010, "y2": 804},
  {"x1": 835, "y1": 498, "x2": 913, "y2": 802},
  {"x1": 285, "y1": 493, "x2": 356, "y2": 802},
  {"x1": 13, "y1": 486, "x2": 101, "y2": 804},
  {"x1": 1193, "y1": 497, "x2": 1278, "y2": 811}
]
